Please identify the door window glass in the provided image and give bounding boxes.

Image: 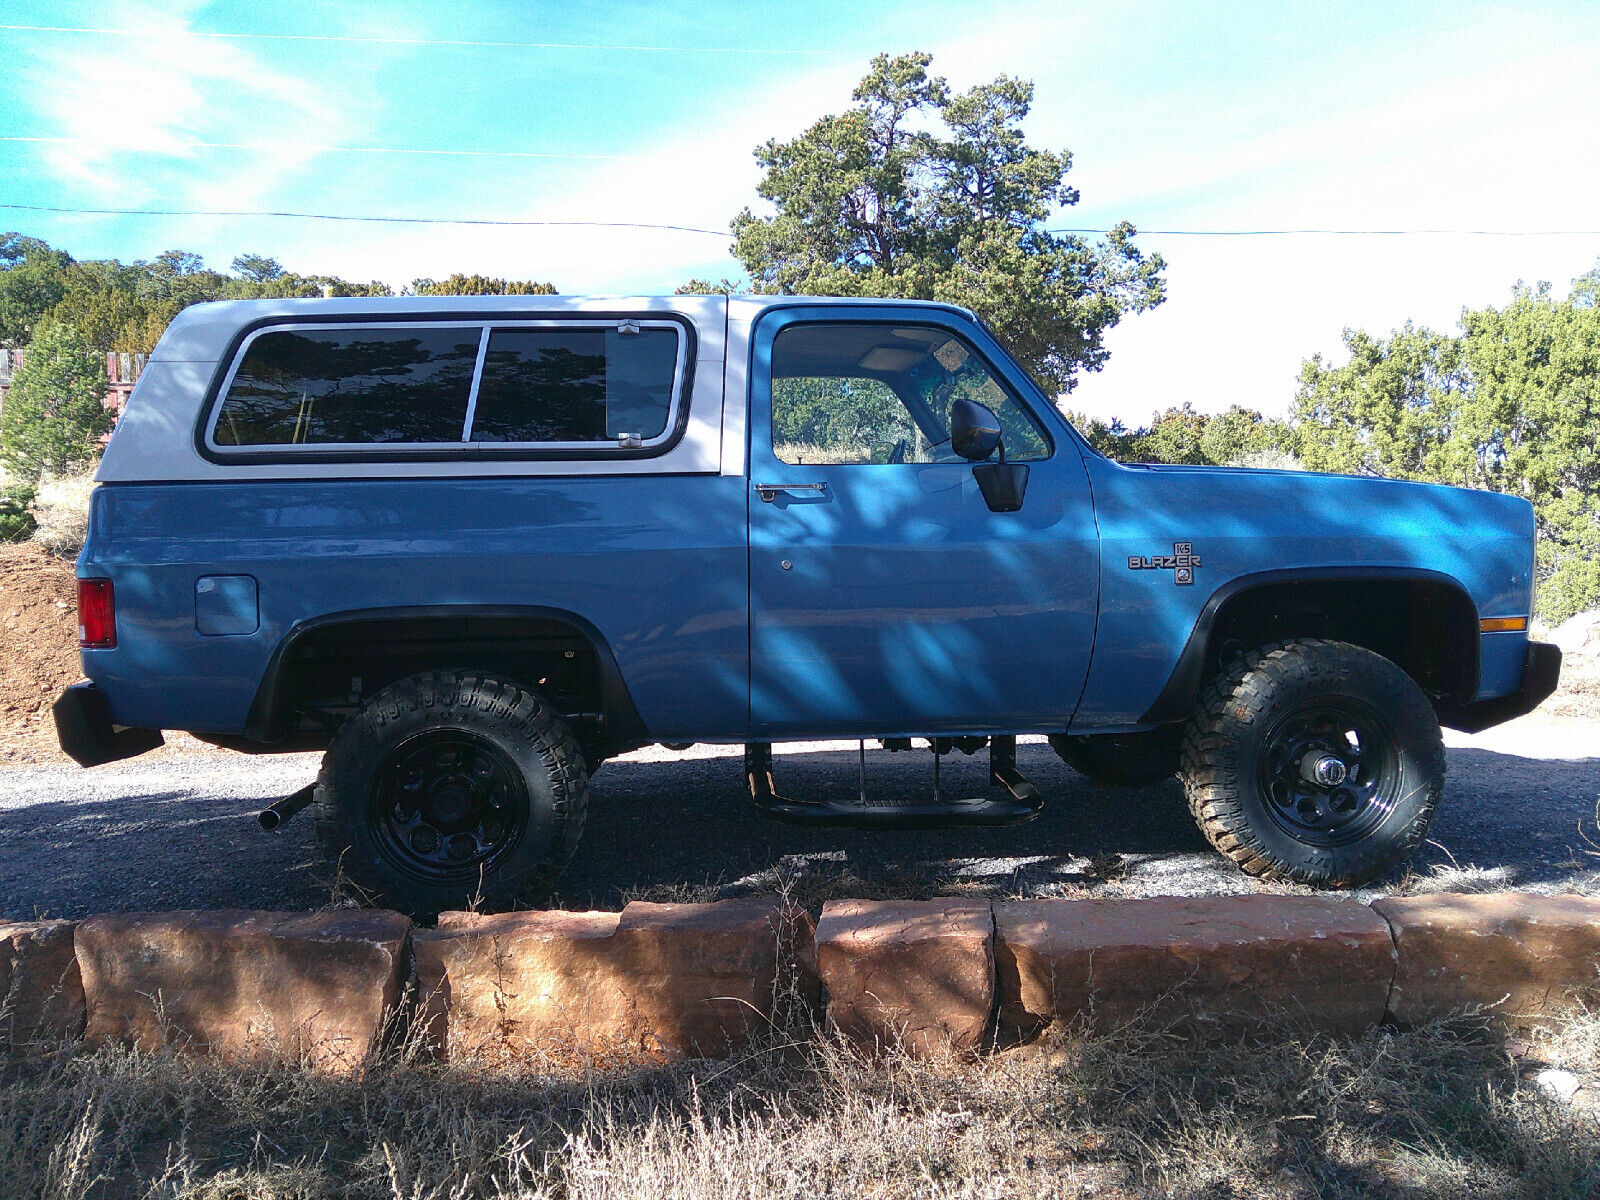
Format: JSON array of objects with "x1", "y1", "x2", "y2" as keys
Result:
[{"x1": 770, "y1": 323, "x2": 1049, "y2": 465}]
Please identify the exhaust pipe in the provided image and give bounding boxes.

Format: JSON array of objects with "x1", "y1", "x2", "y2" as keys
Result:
[{"x1": 258, "y1": 784, "x2": 316, "y2": 831}]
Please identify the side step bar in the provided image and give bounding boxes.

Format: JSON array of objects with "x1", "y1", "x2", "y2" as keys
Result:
[{"x1": 746, "y1": 737, "x2": 1043, "y2": 829}]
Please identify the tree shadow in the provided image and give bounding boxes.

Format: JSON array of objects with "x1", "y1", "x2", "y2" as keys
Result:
[{"x1": 0, "y1": 740, "x2": 1593, "y2": 920}]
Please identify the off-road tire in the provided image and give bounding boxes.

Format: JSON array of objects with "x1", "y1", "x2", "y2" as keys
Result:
[
  {"x1": 314, "y1": 670, "x2": 588, "y2": 917},
  {"x1": 1180, "y1": 638, "x2": 1444, "y2": 887},
  {"x1": 1049, "y1": 728, "x2": 1182, "y2": 786}
]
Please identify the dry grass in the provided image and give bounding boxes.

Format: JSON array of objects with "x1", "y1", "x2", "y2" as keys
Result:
[
  {"x1": 1225, "y1": 449, "x2": 1306, "y2": 471},
  {"x1": 613, "y1": 858, "x2": 999, "y2": 912},
  {"x1": 29, "y1": 469, "x2": 96, "y2": 559},
  {"x1": 1398, "y1": 861, "x2": 1522, "y2": 895},
  {"x1": 3, "y1": 1001, "x2": 1597, "y2": 1200}
]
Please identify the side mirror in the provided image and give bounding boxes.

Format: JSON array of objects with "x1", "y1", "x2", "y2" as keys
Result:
[
  {"x1": 949, "y1": 399, "x2": 1001, "y2": 461},
  {"x1": 949, "y1": 398, "x2": 1029, "y2": 513}
]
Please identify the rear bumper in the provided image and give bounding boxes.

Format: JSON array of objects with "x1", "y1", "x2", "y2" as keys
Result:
[
  {"x1": 1437, "y1": 641, "x2": 1562, "y2": 734},
  {"x1": 53, "y1": 682, "x2": 164, "y2": 767}
]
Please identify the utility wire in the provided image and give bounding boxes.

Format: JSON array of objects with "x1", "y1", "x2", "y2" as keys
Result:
[
  {"x1": 2, "y1": 202, "x2": 1596, "y2": 239},
  {"x1": 1049, "y1": 227, "x2": 1600, "y2": 237},
  {"x1": 0, "y1": 23, "x2": 855, "y2": 55},
  {"x1": 0, "y1": 202, "x2": 728, "y2": 236},
  {"x1": 1, "y1": 135, "x2": 638, "y2": 161},
  {"x1": 6, "y1": 143, "x2": 1599, "y2": 233}
]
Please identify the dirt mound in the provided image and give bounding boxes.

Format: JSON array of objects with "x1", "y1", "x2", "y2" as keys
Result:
[
  {"x1": 0, "y1": 543, "x2": 81, "y2": 764},
  {"x1": 1544, "y1": 609, "x2": 1600, "y2": 720}
]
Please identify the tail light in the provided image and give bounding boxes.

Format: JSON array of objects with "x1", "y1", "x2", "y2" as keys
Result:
[{"x1": 78, "y1": 578, "x2": 116, "y2": 649}]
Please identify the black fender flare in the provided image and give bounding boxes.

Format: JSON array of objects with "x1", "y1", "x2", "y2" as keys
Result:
[
  {"x1": 1137, "y1": 566, "x2": 1480, "y2": 725},
  {"x1": 242, "y1": 604, "x2": 648, "y2": 747}
]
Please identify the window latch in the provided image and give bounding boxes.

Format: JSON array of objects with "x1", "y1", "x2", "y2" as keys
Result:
[
  {"x1": 617, "y1": 320, "x2": 641, "y2": 335},
  {"x1": 617, "y1": 432, "x2": 643, "y2": 448}
]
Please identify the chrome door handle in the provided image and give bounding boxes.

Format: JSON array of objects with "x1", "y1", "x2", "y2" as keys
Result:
[{"x1": 755, "y1": 481, "x2": 828, "y2": 502}]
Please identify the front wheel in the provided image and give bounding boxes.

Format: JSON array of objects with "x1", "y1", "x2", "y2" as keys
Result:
[
  {"x1": 1180, "y1": 639, "x2": 1444, "y2": 888},
  {"x1": 314, "y1": 671, "x2": 588, "y2": 917}
]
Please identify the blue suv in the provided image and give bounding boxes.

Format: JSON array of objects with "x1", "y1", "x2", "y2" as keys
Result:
[{"x1": 53, "y1": 296, "x2": 1560, "y2": 914}]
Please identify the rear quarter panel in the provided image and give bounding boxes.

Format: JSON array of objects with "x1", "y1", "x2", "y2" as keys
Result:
[{"x1": 80, "y1": 476, "x2": 750, "y2": 739}]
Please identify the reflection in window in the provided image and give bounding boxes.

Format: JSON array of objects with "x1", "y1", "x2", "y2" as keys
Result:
[
  {"x1": 471, "y1": 327, "x2": 678, "y2": 443},
  {"x1": 770, "y1": 324, "x2": 1048, "y2": 466},
  {"x1": 774, "y1": 377, "x2": 934, "y2": 464},
  {"x1": 214, "y1": 328, "x2": 478, "y2": 446}
]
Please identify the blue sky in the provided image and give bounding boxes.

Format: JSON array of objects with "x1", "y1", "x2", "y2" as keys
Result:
[{"x1": 2, "y1": 0, "x2": 1597, "y2": 421}]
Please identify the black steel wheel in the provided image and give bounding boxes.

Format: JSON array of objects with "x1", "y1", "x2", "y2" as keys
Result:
[
  {"x1": 1255, "y1": 699, "x2": 1400, "y2": 848},
  {"x1": 1180, "y1": 639, "x2": 1444, "y2": 887},
  {"x1": 315, "y1": 671, "x2": 587, "y2": 917},
  {"x1": 1049, "y1": 727, "x2": 1181, "y2": 786},
  {"x1": 368, "y1": 730, "x2": 531, "y2": 884}
]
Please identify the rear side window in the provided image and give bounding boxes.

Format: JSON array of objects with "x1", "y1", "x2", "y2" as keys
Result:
[
  {"x1": 471, "y1": 327, "x2": 678, "y2": 444},
  {"x1": 212, "y1": 327, "x2": 479, "y2": 446},
  {"x1": 206, "y1": 319, "x2": 687, "y2": 456}
]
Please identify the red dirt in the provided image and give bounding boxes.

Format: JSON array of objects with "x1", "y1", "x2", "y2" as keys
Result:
[
  {"x1": 0, "y1": 544, "x2": 227, "y2": 767},
  {"x1": 0, "y1": 543, "x2": 82, "y2": 765}
]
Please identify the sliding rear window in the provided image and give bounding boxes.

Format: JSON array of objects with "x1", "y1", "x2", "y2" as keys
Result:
[
  {"x1": 471, "y1": 326, "x2": 679, "y2": 444},
  {"x1": 205, "y1": 319, "x2": 687, "y2": 457}
]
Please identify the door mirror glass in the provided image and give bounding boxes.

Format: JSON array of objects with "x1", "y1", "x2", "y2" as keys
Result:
[{"x1": 949, "y1": 398, "x2": 1001, "y2": 461}]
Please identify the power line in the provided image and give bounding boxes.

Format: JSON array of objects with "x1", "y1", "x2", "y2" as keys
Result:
[
  {"x1": 2, "y1": 203, "x2": 1595, "y2": 240},
  {"x1": 1, "y1": 135, "x2": 638, "y2": 161},
  {"x1": 0, "y1": 23, "x2": 855, "y2": 55},
  {"x1": 0, "y1": 202, "x2": 728, "y2": 236},
  {"x1": 1049, "y1": 227, "x2": 1600, "y2": 237},
  {"x1": 4, "y1": 143, "x2": 1597, "y2": 233}
]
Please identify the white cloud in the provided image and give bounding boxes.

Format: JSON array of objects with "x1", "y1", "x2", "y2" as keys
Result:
[
  {"x1": 17, "y1": 0, "x2": 370, "y2": 234},
  {"x1": 222, "y1": 56, "x2": 870, "y2": 293}
]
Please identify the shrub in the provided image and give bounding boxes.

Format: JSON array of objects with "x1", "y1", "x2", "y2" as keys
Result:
[
  {"x1": 0, "y1": 479, "x2": 35, "y2": 542},
  {"x1": 0, "y1": 318, "x2": 110, "y2": 483}
]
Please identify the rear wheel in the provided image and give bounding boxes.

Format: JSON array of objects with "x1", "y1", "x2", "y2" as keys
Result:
[
  {"x1": 1180, "y1": 638, "x2": 1443, "y2": 887},
  {"x1": 1049, "y1": 728, "x2": 1182, "y2": 786},
  {"x1": 315, "y1": 670, "x2": 588, "y2": 917}
]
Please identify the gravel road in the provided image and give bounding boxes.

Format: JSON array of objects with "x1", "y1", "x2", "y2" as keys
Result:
[{"x1": 2, "y1": 716, "x2": 1596, "y2": 921}]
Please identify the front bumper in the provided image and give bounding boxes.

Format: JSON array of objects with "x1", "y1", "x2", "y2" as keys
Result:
[
  {"x1": 53, "y1": 682, "x2": 164, "y2": 767},
  {"x1": 1437, "y1": 641, "x2": 1562, "y2": 734}
]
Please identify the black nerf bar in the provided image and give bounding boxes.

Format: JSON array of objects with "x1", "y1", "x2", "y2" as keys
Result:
[{"x1": 53, "y1": 682, "x2": 164, "y2": 767}]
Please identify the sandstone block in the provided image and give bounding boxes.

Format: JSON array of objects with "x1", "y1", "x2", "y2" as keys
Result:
[
  {"x1": 995, "y1": 895, "x2": 1395, "y2": 1038},
  {"x1": 1372, "y1": 892, "x2": 1600, "y2": 1023},
  {"x1": 76, "y1": 909, "x2": 411, "y2": 1070},
  {"x1": 815, "y1": 898, "x2": 994, "y2": 1056},
  {"x1": 415, "y1": 897, "x2": 815, "y2": 1060},
  {"x1": 0, "y1": 920, "x2": 84, "y2": 1047}
]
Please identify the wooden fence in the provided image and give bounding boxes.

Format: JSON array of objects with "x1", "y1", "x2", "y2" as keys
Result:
[{"x1": 0, "y1": 349, "x2": 145, "y2": 415}]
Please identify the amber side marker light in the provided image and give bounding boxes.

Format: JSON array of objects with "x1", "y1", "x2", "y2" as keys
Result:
[
  {"x1": 1479, "y1": 615, "x2": 1529, "y2": 633},
  {"x1": 78, "y1": 578, "x2": 116, "y2": 648}
]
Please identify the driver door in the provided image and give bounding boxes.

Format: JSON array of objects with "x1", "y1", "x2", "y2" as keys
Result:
[{"x1": 746, "y1": 307, "x2": 1098, "y2": 738}]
